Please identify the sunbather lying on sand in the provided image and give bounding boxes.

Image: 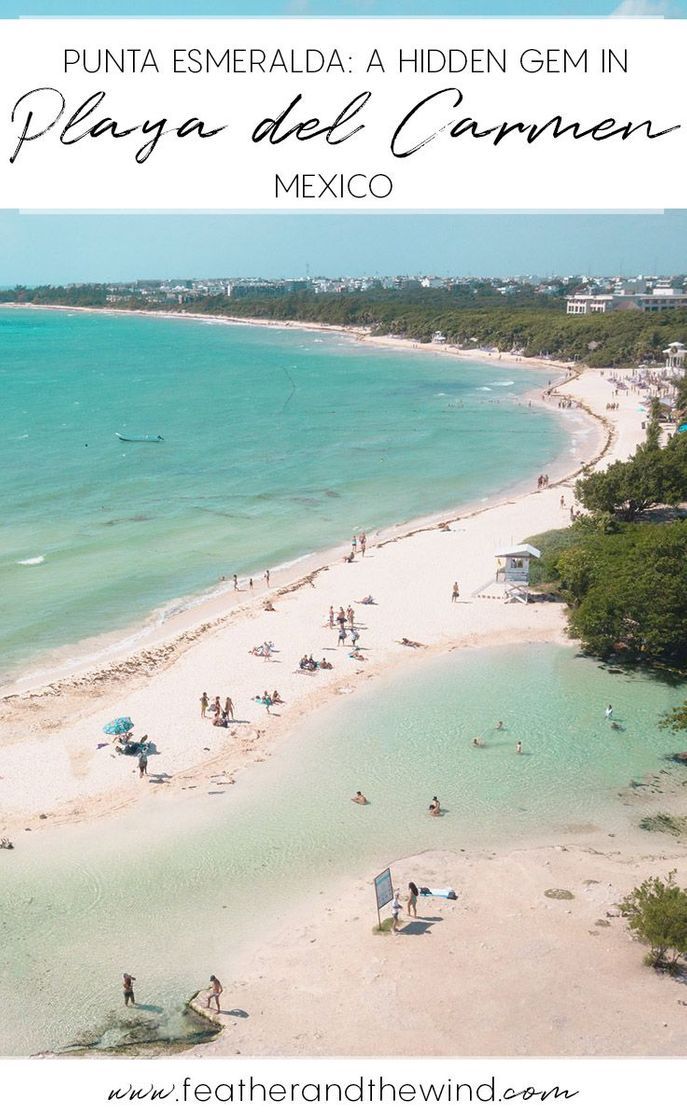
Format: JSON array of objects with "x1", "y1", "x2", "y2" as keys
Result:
[{"x1": 398, "y1": 638, "x2": 425, "y2": 648}]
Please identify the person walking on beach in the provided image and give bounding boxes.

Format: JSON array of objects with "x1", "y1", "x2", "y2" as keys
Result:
[
  {"x1": 452, "y1": 582, "x2": 460, "y2": 603},
  {"x1": 337, "y1": 625, "x2": 347, "y2": 646},
  {"x1": 329, "y1": 605, "x2": 335, "y2": 628},
  {"x1": 123, "y1": 973, "x2": 136, "y2": 1007},
  {"x1": 206, "y1": 975, "x2": 223, "y2": 1012},
  {"x1": 200, "y1": 691, "x2": 209, "y2": 719},
  {"x1": 265, "y1": 569, "x2": 270, "y2": 588},
  {"x1": 138, "y1": 749, "x2": 148, "y2": 778},
  {"x1": 407, "y1": 881, "x2": 419, "y2": 918},
  {"x1": 391, "y1": 890, "x2": 403, "y2": 934},
  {"x1": 224, "y1": 697, "x2": 234, "y2": 721}
]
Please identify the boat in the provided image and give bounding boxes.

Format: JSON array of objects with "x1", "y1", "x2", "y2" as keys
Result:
[{"x1": 116, "y1": 433, "x2": 164, "y2": 443}]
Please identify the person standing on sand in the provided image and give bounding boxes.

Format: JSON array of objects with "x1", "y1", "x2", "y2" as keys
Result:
[
  {"x1": 123, "y1": 973, "x2": 136, "y2": 1007},
  {"x1": 391, "y1": 890, "x2": 402, "y2": 933},
  {"x1": 360, "y1": 532, "x2": 367, "y2": 557},
  {"x1": 200, "y1": 691, "x2": 209, "y2": 719},
  {"x1": 265, "y1": 569, "x2": 270, "y2": 588},
  {"x1": 138, "y1": 749, "x2": 148, "y2": 778},
  {"x1": 407, "y1": 881, "x2": 419, "y2": 918},
  {"x1": 233, "y1": 574, "x2": 238, "y2": 591},
  {"x1": 352, "y1": 534, "x2": 357, "y2": 553},
  {"x1": 452, "y1": 582, "x2": 460, "y2": 603},
  {"x1": 249, "y1": 578, "x2": 253, "y2": 591},
  {"x1": 337, "y1": 626, "x2": 347, "y2": 646},
  {"x1": 329, "y1": 605, "x2": 335, "y2": 628},
  {"x1": 224, "y1": 697, "x2": 234, "y2": 721},
  {"x1": 206, "y1": 975, "x2": 223, "y2": 1012}
]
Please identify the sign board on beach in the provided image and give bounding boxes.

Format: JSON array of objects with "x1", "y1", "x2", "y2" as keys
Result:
[{"x1": 374, "y1": 868, "x2": 394, "y2": 915}]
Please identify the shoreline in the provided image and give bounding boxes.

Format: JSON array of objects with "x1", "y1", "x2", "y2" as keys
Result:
[
  {"x1": 1, "y1": 301, "x2": 583, "y2": 699},
  {"x1": 0, "y1": 308, "x2": 642, "y2": 839}
]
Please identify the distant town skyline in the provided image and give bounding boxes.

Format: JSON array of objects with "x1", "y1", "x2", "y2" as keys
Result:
[{"x1": 2, "y1": 211, "x2": 686, "y2": 287}]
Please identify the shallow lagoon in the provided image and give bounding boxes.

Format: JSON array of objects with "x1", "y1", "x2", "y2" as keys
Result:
[{"x1": 1, "y1": 644, "x2": 683, "y2": 1056}]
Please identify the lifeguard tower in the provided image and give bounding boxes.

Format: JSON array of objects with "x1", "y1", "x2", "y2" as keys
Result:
[
  {"x1": 495, "y1": 544, "x2": 541, "y2": 584},
  {"x1": 473, "y1": 544, "x2": 541, "y2": 603}
]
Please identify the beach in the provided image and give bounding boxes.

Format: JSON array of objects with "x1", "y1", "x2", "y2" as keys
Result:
[
  {"x1": 0, "y1": 354, "x2": 627, "y2": 833},
  {"x1": 3, "y1": 314, "x2": 677, "y2": 1059}
]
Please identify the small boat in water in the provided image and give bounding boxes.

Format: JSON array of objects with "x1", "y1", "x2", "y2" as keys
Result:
[{"x1": 116, "y1": 433, "x2": 164, "y2": 443}]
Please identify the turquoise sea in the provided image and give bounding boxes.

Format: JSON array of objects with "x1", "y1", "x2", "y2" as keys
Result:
[
  {"x1": 0, "y1": 306, "x2": 568, "y2": 685},
  {"x1": 1, "y1": 645, "x2": 684, "y2": 1056}
]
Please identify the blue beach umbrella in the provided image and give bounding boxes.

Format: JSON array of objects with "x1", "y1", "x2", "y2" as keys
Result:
[{"x1": 103, "y1": 716, "x2": 134, "y2": 736}]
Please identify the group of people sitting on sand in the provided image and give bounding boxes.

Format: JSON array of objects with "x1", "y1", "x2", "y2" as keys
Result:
[
  {"x1": 114, "y1": 731, "x2": 149, "y2": 755},
  {"x1": 249, "y1": 641, "x2": 276, "y2": 659},
  {"x1": 253, "y1": 690, "x2": 283, "y2": 711},
  {"x1": 299, "y1": 653, "x2": 333, "y2": 672}
]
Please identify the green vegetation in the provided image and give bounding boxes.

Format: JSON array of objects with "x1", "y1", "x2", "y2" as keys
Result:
[
  {"x1": 620, "y1": 872, "x2": 687, "y2": 972},
  {"x1": 530, "y1": 514, "x2": 687, "y2": 666},
  {"x1": 3, "y1": 283, "x2": 687, "y2": 368},
  {"x1": 527, "y1": 411, "x2": 687, "y2": 665},
  {"x1": 574, "y1": 430, "x2": 687, "y2": 522}
]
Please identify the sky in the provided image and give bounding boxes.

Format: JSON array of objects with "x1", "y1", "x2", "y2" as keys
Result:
[
  {"x1": 0, "y1": 2, "x2": 685, "y2": 18},
  {"x1": 2, "y1": 211, "x2": 686, "y2": 285}
]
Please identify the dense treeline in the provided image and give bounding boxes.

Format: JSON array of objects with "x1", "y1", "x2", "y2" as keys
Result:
[
  {"x1": 3, "y1": 284, "x2": 687, "y2": 369},
  {"x1": 529, "y1": 419, "x2": 687, "y2": 666},
  {"x1": 530, "y1": 516, "x2": 687, "y2": 667},
  {"x1": 575, "y1": 411, "x2": 687, "y2": 521}
]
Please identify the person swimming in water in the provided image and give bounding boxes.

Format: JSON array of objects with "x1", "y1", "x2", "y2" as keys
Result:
[
  {"x1": 429, "y1": 796, "x2": 441, "y2": 817},
  {"x1": 351, "y1": 791, "x2": 368, "y2": 805}
]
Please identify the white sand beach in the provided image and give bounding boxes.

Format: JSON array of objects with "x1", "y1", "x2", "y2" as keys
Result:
[
  {"x1": 0, "y1": 362, "x2": 643, "y2": 833},
  {"x1": 195, "y1": 840, "x2": 687, "y2": 1058}
]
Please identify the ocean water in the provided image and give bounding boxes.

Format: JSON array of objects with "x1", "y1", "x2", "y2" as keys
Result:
[
  {"x1": 1, "y1": 644, "x2": 684, "y2": 1056},
  {"x1": 0, "y1": 307, "x2": 569, "y2": 684}
]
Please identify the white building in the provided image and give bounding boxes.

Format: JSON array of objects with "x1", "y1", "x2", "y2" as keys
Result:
[
  {"x1": 567, "y1": 289, "x2": 687, "y2": 315},
  {"x1": 664, "y1": 341, "x2": 686, "y2": 377},
  {"x1": 495, "y1": 544, "x2": 541, "y2": 585}
]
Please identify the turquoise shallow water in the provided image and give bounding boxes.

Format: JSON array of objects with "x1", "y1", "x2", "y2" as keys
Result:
[
  {"x1": 0, "y1": 307, "x2": 568, "y2": 684},
  {"x1": 1, "y1": 645, "x2": 684, "y2": 1056}
]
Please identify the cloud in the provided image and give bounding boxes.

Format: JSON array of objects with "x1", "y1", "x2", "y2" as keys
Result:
[{"x1": 610, "y1": 0, "x2": 671, "y2": 15}]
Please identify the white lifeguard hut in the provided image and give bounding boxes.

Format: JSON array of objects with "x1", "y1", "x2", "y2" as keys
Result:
[
  {"x1": 664, "y1": 341, "x2": 686, "y2": 377},
  {"x1": 494, "y1": 544, "x2": 541, "y2": 585}
]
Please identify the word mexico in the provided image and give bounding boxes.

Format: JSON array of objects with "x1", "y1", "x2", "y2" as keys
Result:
[
  {"x1": 7, "y1": 86, "x2": 681, "y2": 166},
  {"x1": 275, "y1": 172, "x2": 393, "y2": 198}
]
